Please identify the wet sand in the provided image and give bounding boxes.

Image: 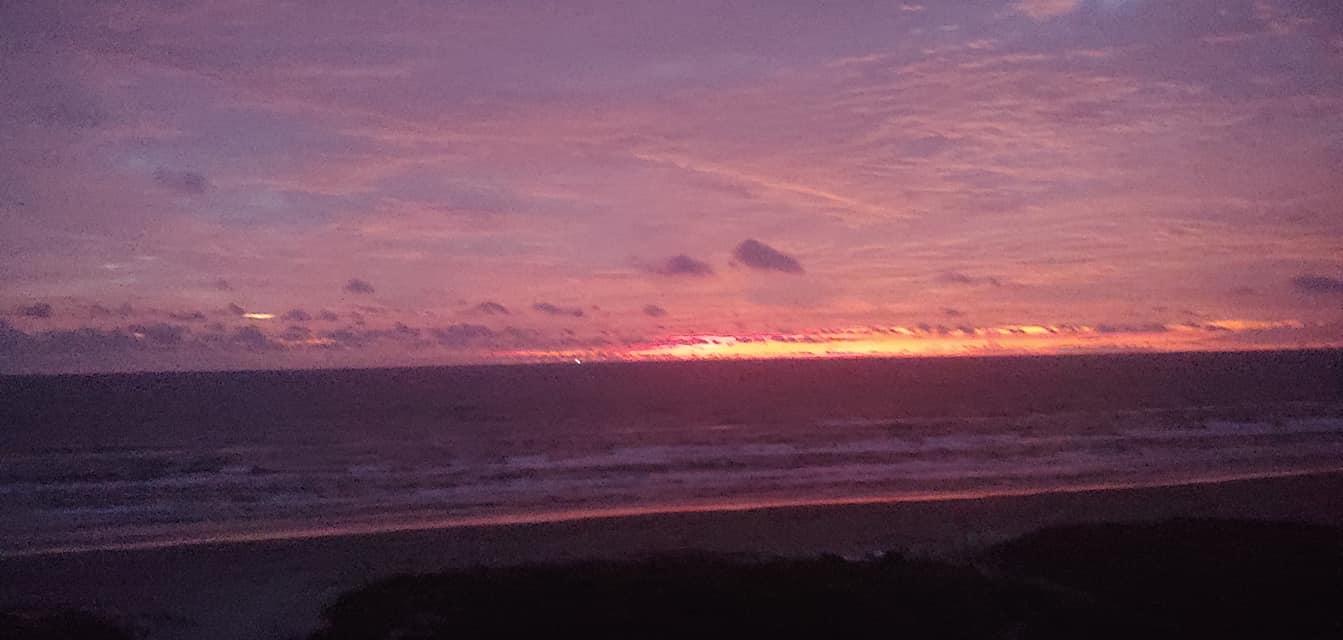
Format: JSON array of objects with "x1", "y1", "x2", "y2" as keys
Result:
[{"x1": 4, "y1": 470, "x2": 1343, "y2": 640}]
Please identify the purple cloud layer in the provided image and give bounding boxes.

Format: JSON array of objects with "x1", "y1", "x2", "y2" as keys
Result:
[{"x1": 1, "y1": 0, "x2": 1341, "y2": 371}]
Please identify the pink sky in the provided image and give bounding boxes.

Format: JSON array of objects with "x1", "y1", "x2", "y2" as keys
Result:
[{"x1": 2, "y1": 0, "x2": 1342, "y2": 373}]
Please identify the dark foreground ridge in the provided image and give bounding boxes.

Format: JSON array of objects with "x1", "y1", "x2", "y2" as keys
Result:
[
  {"x1": 306, "y1": 519, "x2": 1342, "y2": 640},
  {"x1": 0, "y1": 609, "x2": 137, "y2": 640},
  {"x1": 4, "y1": 519, "x2": 1341, "y2": 640}
]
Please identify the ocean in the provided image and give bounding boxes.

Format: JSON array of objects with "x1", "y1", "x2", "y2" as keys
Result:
[{"x1": 2, "y1": 350, "x2": 1341, "y2": 556}]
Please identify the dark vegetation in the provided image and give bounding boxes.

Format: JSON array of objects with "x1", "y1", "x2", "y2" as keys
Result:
[
  {"x1": 308, "y1": 519, "x2": 1342, "y2": 640},
  {"x1": 983, "y1": 518, "x2": 1343, "y2": 639},
  {"x1": 0, "y1": 609, "x2": 139, "y2": 640},
  {"x1": 4, "y1": 519, "x2": 1339, "y2": 639}
]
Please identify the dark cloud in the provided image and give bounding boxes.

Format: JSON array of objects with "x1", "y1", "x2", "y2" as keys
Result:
[
  {"x1": 643, "y1": 304, "x2": 667, "y2": 317},
  {"x1": 318, "y1": 310, "x2": 339, "y2": 322},
  {"x1": 282, "y1": 308, "x2": 312, "y2": 321},
  {"x1": 646, "y1": 254, "x2": 715, "y2": 277},
  {"x1": 129, "y1": 323, "x2": 187, "y2": 346},
  {"x1": 212, "y1": 279, "x2": 233, "y2": 291},
  {"x1": 280, "y1": 325, "x2": 312, "y2": 341},
  {"x1": 1095, "y1": 323, "x2": 1171, "y2": 334},
  {"x1": 0, "y1": 320, "x2": 22, "y2": 347},
  {"x1": 344, "y1": 278, "x2": 376, "y2": 295},
  {"x1": 168, "y1": 310, "x2": 207, "y2": 322},
  {"x1": 227, "y1": 325, "x2": 272, "y2": 350},
  {"x1": 533, "y1": 302, "x2": 584, "y2": 318},
  {"x1": 1292, "y1": 274, "x2": 1343, "y2": 294},
  {"x1": 913, "y1": 322, "x2": 956, "y2": 336},
  {"x1": 11, "y1": 327, "x2": 138, "y2": 356},
  {"x1": 476, "y1": 301, "x2": 510, "y2": 315},
  {"x1": 227, "y1": 303, "x2": 246, "y2": 316},
  {"x1": 319, "y1": 323, "x2": 425, "y2": 348},
  {"x1": 17, "y1": 302, "x2": 52, "y2": 318},
  {"x1": 937, "y1": 272, "x2": 1003, "y2": 287},
  {"x1": 733, "y1": 239, "x2": 803, "y2": 274},
  {"x1": 153, "y1": 167, "x2": 210, "y2": 195},
  {"x1": 321, "y1": 328, "x2": 366, "y2": 348},
  {"x1": 942, "y1": 307, "x2": 965, "y2": 317},
  {"x1": 500, "y1": 326, "x2": 544, "y2": 346},
  {"x1": 0, "y1": 322, "x2": 194, "y2": 369},
  {"x1": 389, "y1": 322, "x2": 420, "y2": 339},
  {"x1": 430, "y1": 323, "x2": 494, "y2": 347}
]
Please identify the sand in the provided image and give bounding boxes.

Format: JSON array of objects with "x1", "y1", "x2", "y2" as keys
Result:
[{"x1": 4, "y1": 470, "x2": 1343, "y2": 640}]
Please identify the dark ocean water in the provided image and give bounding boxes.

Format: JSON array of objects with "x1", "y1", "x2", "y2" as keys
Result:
[{"x1": 2, "y1": 350, "x2": 1342, "y2": 556}]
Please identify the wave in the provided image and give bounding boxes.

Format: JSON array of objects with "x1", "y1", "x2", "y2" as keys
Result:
[{"x1": 2, "y1": 404, "x2": 1341, "y2": 556}]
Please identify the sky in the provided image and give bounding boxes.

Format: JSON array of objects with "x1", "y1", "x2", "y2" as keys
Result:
[{"x1": 2, "y1": 0, "x2": 1342, "y2": 373}]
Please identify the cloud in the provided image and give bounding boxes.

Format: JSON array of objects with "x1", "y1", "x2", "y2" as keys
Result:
[
  {"x1": 732, "y1": 239, "x2": 803, "y2": 274},
  {"x1": 318, "y1": 309, "x2": 339, "y2": 321},
  {"x1": 646, "y1": 254, "x2": 715, "y2": 277},
  {"x1": 344, "y1": 278, "x2": 376, "y2": 294},
  {"x1": 280, "y1": 325, "x2": 312, "y2": 341},
  {"x1": 430, "y1": 323, "x2": 494, "y2": 347},
  {"x1": 283, "y1": 308, "x2": 312, "y2": 321},
  {"x1": 226, "y1": 325, "x2": 272, "y2": 350},
  {"x1": 320, "y1": 328, "x2": 367, "y2": 348},
  {"x1": 1095, "y1": 323, "x2": 1171, "y2": 334},
  {"x1": 319, "y1": 323, "x2": 425, "y2": 348},
  {"x1": 1292, "y1": 274, "x2": 1343, "y2": 294},
  {"x1": 9, "y1": 327, "x2": 138, "y2": 356},
  {"x1": 533, "y1": 302, "x2": 585, "y2": 317},
  {"x1": 476, "y1": 301, "x2": 510, "y2": 315},
  {"x1": 211, "y1": 279, "x2": 233, "y2": 291},
  {"x1": 1013, "y1": 0, "x2": 1081, "y2": 20},
  {"x1": 943, "y1": 308, "x2": 965, "y2": 317},
  {"x1": 152, "y1": 167, "x2": 210, "y2": 195},
  {"x1": 168, "y1": 310, "x2": 207, "y2": 321},
  {"x1": 129, "y1": 323, "x2": 187, "y2": 346},
  {"x1": 643, "y1": 304, "x2": 668, "y2": 317},
  {"x1": 937, "y1": 272, "x2": 1004, "y2": 287},
  {"x1": 227, "y1": 303, "x2": 246, "y2": 316},
  {"x1": 17, "y1": 302, "x2": 53, "y2": 318},
  {"x1": 0, "y1": 322, "x2": 193, "y2": 366}
]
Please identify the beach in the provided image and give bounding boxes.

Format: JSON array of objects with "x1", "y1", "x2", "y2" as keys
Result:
[{"x1": 4, "y1": 470, "x2": 1342, "y2": 640}]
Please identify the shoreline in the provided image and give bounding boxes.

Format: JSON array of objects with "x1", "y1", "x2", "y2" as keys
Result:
[
  {"x1": 5, "y1": 469, "x2": 1343, "y2": 640},
  {"x1": 9, "y1": 465, "x2": 1343, "y2": 559}
]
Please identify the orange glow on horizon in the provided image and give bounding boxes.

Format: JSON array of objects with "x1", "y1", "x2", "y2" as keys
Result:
[{"x1": 503, "y1": 318, "x2": 1323, "y2": 363}]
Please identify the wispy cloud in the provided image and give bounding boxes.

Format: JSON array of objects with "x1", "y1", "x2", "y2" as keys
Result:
[
  {"x1": 152, "y1": 167, "x2": 210, "y2": 195},
  {"x1": 1012, "y1": 0, "x2": 1081, "y2": 20},
  {"x1": 3, "y1": 1, "x2": 1342, "y2": 371}
]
